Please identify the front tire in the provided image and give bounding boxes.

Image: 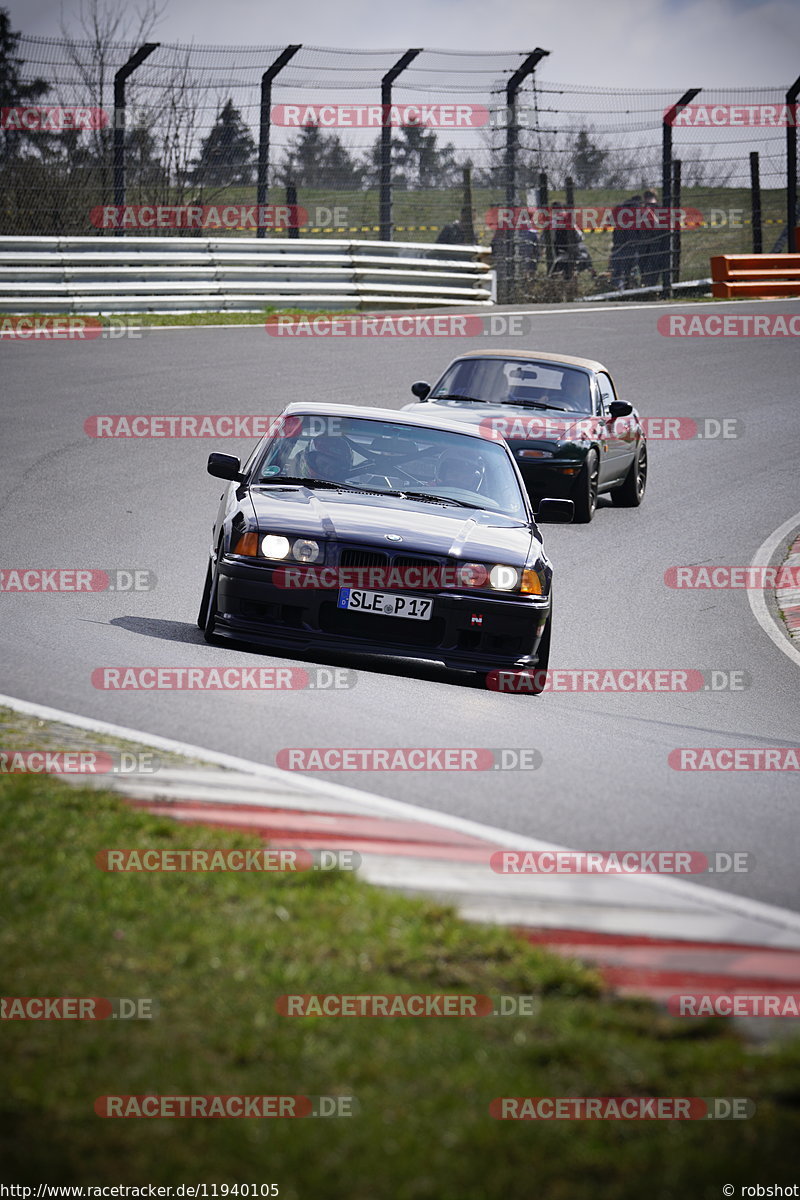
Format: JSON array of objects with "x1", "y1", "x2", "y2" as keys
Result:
[
  {"x1": 612, "y1": 442, "x2": 647, "y2": 507},
  {"x1": 201, "y1": 552, "x2": 222, "y2": 644},
  {"x1": 572, "y1": 449, "x2": 599, "y2": 523},
  {"x1": 197, "y1": 560, "x2": 212, "y2": 629}
]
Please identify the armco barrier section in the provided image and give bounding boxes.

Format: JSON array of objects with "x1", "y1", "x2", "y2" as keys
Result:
[
  {"x1": 0, "y1": 236, "x2": 493, "y2": 314},
  {"x1": 710, "y1": 254, "x2": 800, "y2": 298}
]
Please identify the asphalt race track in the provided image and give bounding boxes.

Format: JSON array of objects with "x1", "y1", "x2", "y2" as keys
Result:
[{"x1": 2, "y1": 300, "x2": 799, "y2": 910}]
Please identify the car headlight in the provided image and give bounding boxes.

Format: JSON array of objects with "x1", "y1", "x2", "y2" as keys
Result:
[
  {"x1": 260, "y1": 534, "x2": 292, "y2": 560},
  {"x1": 518, "y1": 448, "x2": 554, "y2": 460},
  {"x1": 489, "y1": 564, "x2": 519, "y2": 591},
  {"x1": 458, "y1": 562, "x2": 489, "y2": 588},
  {"x1": 520, "y1": 568, "x2": 544, "y2": 595},
  {"x1": 293, "y1": 539, "x2": 321, "y2": 563}
]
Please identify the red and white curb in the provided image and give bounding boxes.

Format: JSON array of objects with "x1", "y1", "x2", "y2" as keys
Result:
[
  {"x1": 4, "y1": 691, "x2": 800, "y2": 1004},
  {"x1": 776, "y1": 533, "x2": 800, "y2": 646}
]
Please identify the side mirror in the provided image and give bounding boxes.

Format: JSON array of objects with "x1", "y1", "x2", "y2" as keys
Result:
[
  {"x1": 207, "y1": 452, "x2": 244, "y2": 482},
  {"x1": 608, "y1": 400, "x2": 633, "y2": 420},
  {"x1": 536, "y1": 498, "x2": 575, "y2": 524},
  {"x1": 411, "y1": 381, "x2": 431, "y2": 400}
]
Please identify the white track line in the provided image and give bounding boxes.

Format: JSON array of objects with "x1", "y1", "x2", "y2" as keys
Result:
[
  {"x1": 748, "y1": 511, "x2": 800, "y2": 670},
  {"x1": 122, "y1": 294, "x2": 800, "y2": 333},
  {"x1": 3, "y1": 690, "x2": 800, "y2": 940}
]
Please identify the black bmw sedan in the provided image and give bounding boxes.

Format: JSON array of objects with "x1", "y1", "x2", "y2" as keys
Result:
[{"x1": 198, "y1": 404, "x2": 572, "y2": 690}]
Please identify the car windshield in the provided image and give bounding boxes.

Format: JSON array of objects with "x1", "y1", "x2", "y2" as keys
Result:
[
  {"x1": 430, "y1": 358, "x2": 593, "y2": 414},
  {"x1": 252, "y1": 413, "x2": 528, "y2": 518}
]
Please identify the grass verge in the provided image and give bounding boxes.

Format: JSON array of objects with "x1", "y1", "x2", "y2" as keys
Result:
[{"x1": 2, "y1": 772, "x2": 799, "y2": 1197}]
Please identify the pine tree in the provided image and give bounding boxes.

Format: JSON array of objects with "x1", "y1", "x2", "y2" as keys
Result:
[{"x1": 190, "y1": 99, "x2": 255, "y2": 189}]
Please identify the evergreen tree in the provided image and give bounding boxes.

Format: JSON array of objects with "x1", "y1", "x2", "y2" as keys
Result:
[
  {"x1": 0, "y1": 9, "x2": 49, "y2": 161},
  {"x1": 190, "y1": 99, "x2": 255, "y2": 189}
]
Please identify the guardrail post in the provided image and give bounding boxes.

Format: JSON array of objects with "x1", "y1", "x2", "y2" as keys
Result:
[
  {"x1": 502, "y1": 48, "x2": 549, "y2": 302},
  {"x1": 113, "y1": 43, "x2": 159, "y2": 237},
  {"x1": 750, "y1": 151, "x2": 762, "y2": 254},
  {"x1": 786, "y1": 75, "x2": 800, "y2": 253},
  {"x1": 379, "y1": 49, "x2": 421, "y2": 243},
  {"x1": 662, "y1": 88, "x2": 701, "y2": 294},
  {"x1": 257, "y1": 45, "x2": 302, "y2": 241}
]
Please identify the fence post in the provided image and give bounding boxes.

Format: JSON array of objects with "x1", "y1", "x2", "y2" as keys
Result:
[
  {"x1": 257, "y1": 45, "x2": 302, "y2": 240},
  {"x1": 539, "y1": 171, "x2": 552, "y2": 275},
  {"x1": 502, "y1": 48, "x2": 549, "y2": 302},
  {"x1": 661, "y1": 88, "x2": 701, "y2": 293},
  {"x1": 379, "y1": 49, "x2": 421, "y2": 243},
  {"x1": 564, "y1": 175, "x2": 576, "y2": 280},
  {"x1": 671, "y1": 159, "x2": 682, "y2": 281},
  {"x1": 286, "y1": 182, "x2": 299, "y2": 239},
  {"x1": 749, "y1": 151, "x2": 762, "y2": 254},
  {"x1": 112, "y1": 42, "x2": 159, "y2": 237},
  {"x1": 786, "y1": 75, "x2": 800, "y2": 253}
]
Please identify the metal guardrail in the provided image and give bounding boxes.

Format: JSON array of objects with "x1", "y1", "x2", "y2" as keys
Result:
[{"x1": 0, "y1": 236, "x2": 493, "y2": 314}]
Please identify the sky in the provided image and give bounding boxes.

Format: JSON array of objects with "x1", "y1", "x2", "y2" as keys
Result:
[{"x1": 5, "y1": 0, "x2": 799, "y2": 91}]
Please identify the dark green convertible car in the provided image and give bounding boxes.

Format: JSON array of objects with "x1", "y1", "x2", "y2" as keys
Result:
[{"x1": 403, "y1": 350, "x2": 647, "y2": 522}]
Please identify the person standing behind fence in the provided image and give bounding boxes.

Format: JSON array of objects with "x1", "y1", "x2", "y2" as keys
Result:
[
  {"x1": 638, "y1": 189, "x2": 663, "y2": 287},
  {"x1": 609, "y1": 194, "x2": 641, "y2": 289}
]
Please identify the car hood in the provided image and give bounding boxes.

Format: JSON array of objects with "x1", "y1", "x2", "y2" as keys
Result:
[
  {"x1": 247, "y1": 486, "x2": 535, "y2": 562},
  {"x1": 403, "y1": 400, "x2": 601, "y2": 443}
]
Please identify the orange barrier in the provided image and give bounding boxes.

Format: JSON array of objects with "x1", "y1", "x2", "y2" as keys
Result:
[{"x1": 711, "y1": 254, "x2": 800, "y2": 298}]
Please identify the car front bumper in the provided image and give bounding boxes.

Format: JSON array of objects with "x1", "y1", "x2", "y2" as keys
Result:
[{"x1": 213, "y1": 557, "x2": 551, "y2": 672}]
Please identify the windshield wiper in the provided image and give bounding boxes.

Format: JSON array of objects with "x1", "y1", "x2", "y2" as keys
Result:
[
  {"x1": 502, "y1": 400, "x2": 571, "y2": 412},
  {"x1": 430, "y1": 394, "x2": 488, "y2": 403},
  {"x1": 400, "y1": 490, "x2": 483, "y2": 509},
  {"x1": 256, "y1": 476, "x2": 372, "y2": 492}
]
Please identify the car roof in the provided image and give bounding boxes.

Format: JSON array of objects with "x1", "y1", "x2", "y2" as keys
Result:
[
  {"x1": 443, "y1": 349, "x2": 608, "y2": 373},
  {"x1": 280, "y1": 402, "x2": 502, "y2": 442}
]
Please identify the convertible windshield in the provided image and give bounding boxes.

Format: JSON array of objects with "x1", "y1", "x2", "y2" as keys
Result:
[
  {"x1": 253, "y1": 414, "x2": 528, "y2": 518},
  {"x1": 430, "y1": 357, "x2": 594, "y2": 414}
]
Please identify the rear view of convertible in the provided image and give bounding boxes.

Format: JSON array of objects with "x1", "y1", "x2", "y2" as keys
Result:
[{"x1": 198, "y1": 403, "x2": 572, "y2": 690}]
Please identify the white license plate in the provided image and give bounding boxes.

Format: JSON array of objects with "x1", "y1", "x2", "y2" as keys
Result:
[{"x1": 337, "y1": 588, "x2": 433, "y2": 621}]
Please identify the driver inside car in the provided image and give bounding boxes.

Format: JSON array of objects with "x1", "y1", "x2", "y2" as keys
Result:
[
  {"x1": 558, "y1": 370, "x2": 591, "y2": 411},
  {"x1": 301, "y1": 434, "x2": 354, "y2": 481},
  {"x1": 436, "y1": 449, "x2": 485, "y2": 493}
]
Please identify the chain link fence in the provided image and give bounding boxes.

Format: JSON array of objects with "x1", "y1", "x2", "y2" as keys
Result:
[{"x1": 1, "y1": 34, "x2": 795, "y2": 299}]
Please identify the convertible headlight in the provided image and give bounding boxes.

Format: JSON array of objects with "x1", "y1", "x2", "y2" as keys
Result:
[
  {"x1": 293, "y1": 539, "x2": 321, "y2": 563},
  {"x1": 518, "y1": 448, "x2": 554, "y2": 460},
  {"x1": 260, "y1": 534, "x2": 291, "y2": 560},
  {"x1": 489, "y1": 564, "x2": 519, "y2": 591}
]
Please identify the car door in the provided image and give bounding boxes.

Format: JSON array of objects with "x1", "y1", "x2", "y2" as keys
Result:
[{"x1": 595, "y1": 371, "x2": 633, "y2": 484}]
